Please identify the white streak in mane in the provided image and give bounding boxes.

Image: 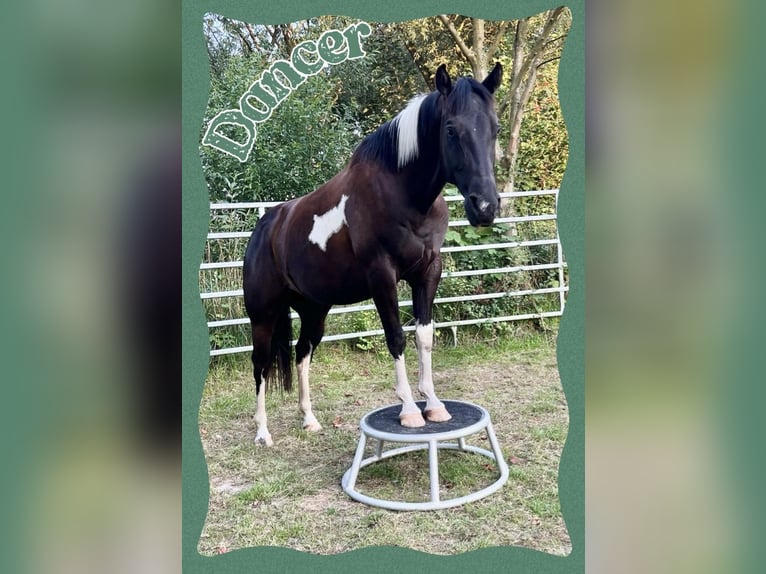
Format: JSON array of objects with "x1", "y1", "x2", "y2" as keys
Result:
[{"x1": 392, "y1": 94, "x2": 427, "y2": 169}]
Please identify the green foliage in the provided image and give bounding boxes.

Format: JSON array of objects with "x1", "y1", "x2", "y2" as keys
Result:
[
  {"x1": 515, "y1": 70, "x2": 569, "y2": 192},
  {"x1": 201, "y1": 54, "x2": 357, "y2": 202},
  {"x1": 329, "y1": 22, "x2": 426, "y2": 134}
]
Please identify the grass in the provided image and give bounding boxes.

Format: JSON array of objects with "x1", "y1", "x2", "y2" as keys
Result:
[
  {"x1": 352, "y1": 448, "x2": 500, "y2": 503},
  {"x1": 197, "y1": 328, "x2": 571, "y2": 556}
]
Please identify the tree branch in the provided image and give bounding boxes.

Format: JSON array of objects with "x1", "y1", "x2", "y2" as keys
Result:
[
  {"x1": 280, "y1": 24, "x2": 296, "y2": 54},
  {"x1": 509, "y1": 7, "x2": 565, "y2": 95},
  {"x1": 486, "y1": 20, "x2": 511, "y2": 62},
  {"x1": 497, "y1": 17, "x2": 528, "y2": 116},
  {"x1": 544, "y1": 33, "x2": 568, "y2": 48},
  {"x1": 234, "y1": 27, "x2": 252, "y2": 55},
  {"x1": 264, "y1": 25, "x2": 279, "y2": 48},
  {"x1": 537, "y1": 55, "x2": 561, "y2": 69},
  {"x1": 520, "y1": 57, "x2": 539, "y2": 107},
  {"x1": 437, "y1": 14, "x2": 476, "y2": 67},
  {"x1": 244, "y1": 23, "x2": 259, "y2": 53},
  {"x1": 472, "y1": 18, "x2": 486, "y2": 77},
  {"x1": 391, "y1": 23, "x2": 433, "y2": 88}
]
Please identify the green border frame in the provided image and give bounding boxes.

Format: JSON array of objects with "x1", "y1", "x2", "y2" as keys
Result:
[{"x1": 182, "y1": 2, "x2": 584, "y2": 572}]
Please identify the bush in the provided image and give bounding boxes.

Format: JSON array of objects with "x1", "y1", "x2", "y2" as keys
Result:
[{"x1": 201, "y1": 54, "x2": 358, "y2": 203}]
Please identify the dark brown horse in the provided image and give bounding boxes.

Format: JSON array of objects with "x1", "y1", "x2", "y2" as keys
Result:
[{"x1": 243, "y1": 63, "x2": 502, "y2": 445}]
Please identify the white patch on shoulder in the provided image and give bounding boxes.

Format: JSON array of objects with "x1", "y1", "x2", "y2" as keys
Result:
[
  {"x1": 308, "y1": 194, "x2": 349, "y2": 251},
  {"x1": 393, "y1": 94, "x2": 427, "y2": 169}
]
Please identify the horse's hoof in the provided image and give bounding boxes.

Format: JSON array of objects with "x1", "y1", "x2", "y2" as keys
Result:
[
  {"x1": 424, "y1": 407, "x2": 452, "y2": 422},
  {"x1": 303, "y1": 421, "x2": 323, "y2": 432},
  {"x1": 254, "y1": 434, "x2": 274, "y2": 447},
  {"x1": 399, "y1": 412, "x2": 426, "y2": 428}
]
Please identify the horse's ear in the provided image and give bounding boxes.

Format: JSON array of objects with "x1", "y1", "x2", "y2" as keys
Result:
[
  {"x1": 435, "y1": 64, "x2": 452, "y2": 96},
  {"x1": 482, "y1": 62, "x2": 503, "y2": 94}
]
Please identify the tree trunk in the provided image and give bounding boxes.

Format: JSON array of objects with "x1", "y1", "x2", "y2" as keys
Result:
[
  {"x1": 498, "y1": 8, "x2": 566, "y2": 191},
  {"x1": 472, "y1": 18, "x2": 486, "y2": 79},
  {"x1": 430, "y1": 10, "x2": 567, "y2": 191},
  {"x1": 505, "y1": 60, "x2": 538, "y2": 192},
  {"x1": 500, "y1": 17, "x2": 528, "y2": 192}
]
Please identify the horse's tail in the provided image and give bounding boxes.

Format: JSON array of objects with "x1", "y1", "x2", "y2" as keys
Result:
[
  {"x1": 243, "y1": 205, "x2": 293, "y2": 394},
  {"x1": 270, "y1": 300, "x2": 293, "y2": 394}
]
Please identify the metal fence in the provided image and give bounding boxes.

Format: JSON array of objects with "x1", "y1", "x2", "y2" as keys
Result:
[{"x1": 200, "y1": 189, "x2": 567, "y2": 357}]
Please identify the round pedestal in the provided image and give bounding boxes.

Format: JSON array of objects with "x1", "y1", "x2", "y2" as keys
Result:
[{"x1": 341, "y1": 400, "x2": 509, "y2": 511}]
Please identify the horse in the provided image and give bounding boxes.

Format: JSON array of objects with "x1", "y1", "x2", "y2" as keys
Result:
[{"x1": 242, "y1": 63, "x2": 502, "y2": 446}]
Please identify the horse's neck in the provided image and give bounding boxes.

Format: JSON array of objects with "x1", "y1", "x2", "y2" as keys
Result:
[{"x1": 400, "y1": 151, "x2": 447, "y2": 214}]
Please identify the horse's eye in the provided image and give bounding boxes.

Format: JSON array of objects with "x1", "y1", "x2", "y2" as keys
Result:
[{"x1": 446, "y1": 125, "x2": 457, "y2": 138}]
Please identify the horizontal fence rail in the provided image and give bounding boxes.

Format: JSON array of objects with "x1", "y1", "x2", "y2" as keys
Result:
[{"x1": 201, "y1": 190, "x2": 567, "y2": 357}]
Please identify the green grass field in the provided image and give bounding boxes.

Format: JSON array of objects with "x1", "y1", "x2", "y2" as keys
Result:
[{"x1": 197, "y1": 329, "x2": 570, "y2": 556}]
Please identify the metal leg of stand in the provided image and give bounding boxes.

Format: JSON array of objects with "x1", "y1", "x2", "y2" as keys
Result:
[
  {"x1": 345, "y1": 432, "x2": 368, "y2": 491},
  {"x1": 485, "y1": 421, "x2": 508, "y2": 475},
  {"x1": 428, "y1": 440, "x2": 440, "y2": 504}
]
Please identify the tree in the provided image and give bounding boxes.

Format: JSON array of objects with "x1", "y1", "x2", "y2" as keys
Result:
[
  {"x1": 499, "y1": 8, "x2": 568, "y2": 192},
  {"x1": 394, "y1": 9, "x2": 570, "y2": 191}
]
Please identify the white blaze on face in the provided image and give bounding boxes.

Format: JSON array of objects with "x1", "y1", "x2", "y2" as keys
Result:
[{"x1": 308, "y1": 194, "x2": 349, "y2": 251}]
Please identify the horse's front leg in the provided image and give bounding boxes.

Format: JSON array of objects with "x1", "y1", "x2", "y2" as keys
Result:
[
  {"x1": 368, "y1": 266, "x2": 425, "y2": 428},
  {"x1": 412, "y1": 257, "x2": 451, "y2": 422}
]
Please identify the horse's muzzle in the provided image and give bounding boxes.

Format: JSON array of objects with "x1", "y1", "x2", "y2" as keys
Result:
[{"x1": 465, "y1": 192, "x2": 499, "y2": 227}]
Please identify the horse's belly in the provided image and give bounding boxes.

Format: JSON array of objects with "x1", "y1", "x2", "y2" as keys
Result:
[
  {"x1": 292, "y1": 269, "x2": 370, "y2": 305},
  {"x1": 287, "y1": 253, "x2": 370, "y2": 305}
]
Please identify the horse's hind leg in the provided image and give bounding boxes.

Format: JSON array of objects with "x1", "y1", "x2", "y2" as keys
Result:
[
  {"x1": 251, "y1": 322, "x2": 275, "y2": 446},
  {"x1": 294, "y1": 300, "x2": 330, "y2": 432}
]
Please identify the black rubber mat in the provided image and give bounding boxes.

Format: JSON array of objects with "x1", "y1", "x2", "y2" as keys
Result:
[{"x1": 364, "y1": 400, "x2": 484, "y2": 435}]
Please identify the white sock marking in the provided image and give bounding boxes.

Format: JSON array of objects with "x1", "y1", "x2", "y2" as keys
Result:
[
  {"x1": 394, "y1": 354, "x2": 420, "y2": 417},
  {"x1": 308, "y1": 194, "x2": 349, "y2": 251},
  {"x1": 393, "y1": 94, "x2": 427, "y2": 169},
  {"x1": 415, "y1": 321, "x2": 445, "y2": 413},
  {"x1": 298, "y1": 347, "x2": 321, "y2": 431},
  {"x1": 254, "y1": 381, "x2": 273, "y2": 446}
]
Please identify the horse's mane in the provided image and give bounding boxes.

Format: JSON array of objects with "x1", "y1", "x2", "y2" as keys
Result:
[
  {"x1": 446, "y1": 77, "x2": 494, "y2": 113},
  {"x1": 349, "y1": 92, "x2": 436, "y2": 172},
  {"x1": 349, "y1": 77, "x2": 492, "y2": 173}
]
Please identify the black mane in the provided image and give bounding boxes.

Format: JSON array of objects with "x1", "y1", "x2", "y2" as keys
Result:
[
  {"x1": 446, "y1": 77, "x2": 494, "y2": 113},
  {"x1": 349, "y1": 91, "x2": 440, "y2": 172},
  {"x1": 349, "y1": 77, "x2": 492, "y2": 173}
]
